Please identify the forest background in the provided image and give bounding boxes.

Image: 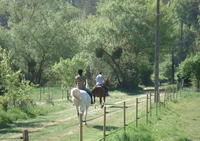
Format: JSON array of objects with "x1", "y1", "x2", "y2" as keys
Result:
[{"x1": 0, "y1": 0, "x2": 199, "y2": 115}]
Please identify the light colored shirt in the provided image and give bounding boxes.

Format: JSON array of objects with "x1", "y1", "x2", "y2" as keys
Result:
[{"x1": 96, "y1": 74, "x2": 104, "y2": 85}]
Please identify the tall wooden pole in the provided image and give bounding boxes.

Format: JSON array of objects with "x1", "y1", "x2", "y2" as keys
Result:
[
  {"x1": 80, "y1": 113, "x2": 83, "y2": 141},
  {"x1": 136, "y1": 98, "x2": 138, "y2": 127},
  {"x1": 150, "y1": 92, "x2": 152, "y2": 116},
  {"x1": 123, "y1": 102, "x2": 126, "y2": 130},
  {"x1": 146, "y1": 94, "x2": 149, "y2": 124},
  {"x1": 154, "y1": 0, "x2": 160, "y2": 103},
  {"x1": 103, "y1": 107, "x2": 106, "y2": 141}
]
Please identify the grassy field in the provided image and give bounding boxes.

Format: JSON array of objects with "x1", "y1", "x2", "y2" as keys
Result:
[
  {"x1": 106, "y1": 90, "x2": 200, "y2": 141},
  {"x1": 0, "y1": 89, "x2": 199, "y2": 141},
  {"x1": 0, "y1": 90, "x2": 148, "y2": 141}
]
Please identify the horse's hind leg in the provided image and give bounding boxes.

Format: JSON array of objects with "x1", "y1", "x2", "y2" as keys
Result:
[
  {"x1": 100, "y1": 97, "x2": 104, "y2": 108},
  {"x1": 84, "y1": 107, "x2": 88, "y2": 125},
  {"x1": 93, "y1": 96, "x2": 97, "y2": 109},
  {"x1": 93, "y1": 95, "x2": 96, "y2": 103},
  {"x1": 103, "y1": 96, "x2": 106, "y2": 107},
  {"x1": 76, "y1": 106, "x2": 79, "y2": 117}
]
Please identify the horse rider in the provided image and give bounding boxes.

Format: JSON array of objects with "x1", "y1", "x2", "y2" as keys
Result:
[
  {"x1": 96, "y1": 72, "x2": 105, "y2": 87},
  {"x1": 95, "y1": 72, "x2": 109, "y2": 94},
  {"x1": 75, "y1": 69, "x2": 93, "y2": 104}
]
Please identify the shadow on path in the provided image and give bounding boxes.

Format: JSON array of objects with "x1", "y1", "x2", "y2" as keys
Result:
[{"x1": 93, "y1": 125, "x2": 119, "y2": 131}]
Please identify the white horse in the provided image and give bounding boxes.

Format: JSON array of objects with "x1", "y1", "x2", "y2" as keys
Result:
[{"x1": 70, "y1": 88, "x2": 91, "y2": 125}]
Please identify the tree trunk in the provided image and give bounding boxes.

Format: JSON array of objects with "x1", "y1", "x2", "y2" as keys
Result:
[
  {"x1": 36, "y1": 55, "x2": 45, "y2": 85},
  {"x1": 101, "y1": 49, "x2": 124, "y2": 87}
]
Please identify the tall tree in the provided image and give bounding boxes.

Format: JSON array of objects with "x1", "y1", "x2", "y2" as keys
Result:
[{"x1": 2, "y1": 0, "x2": 80, "y2": 85}]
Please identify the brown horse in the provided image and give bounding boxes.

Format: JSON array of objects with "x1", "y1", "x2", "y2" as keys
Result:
[{"x1": 92, "y1": 77, "x2": 109, "y2": 108}]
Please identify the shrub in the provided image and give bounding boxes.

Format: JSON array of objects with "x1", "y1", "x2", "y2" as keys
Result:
[
  {"x1": 0, "y1": 49, "x2": 33, "y2": 109},
  {"x1": 178, "y1": 53, "x2": 200, "y2": 89}
]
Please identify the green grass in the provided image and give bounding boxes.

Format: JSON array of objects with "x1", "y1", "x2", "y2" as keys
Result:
[
  {"x1": 0, "y1": 86, "x2": 72, "y2": 127},
  {"x1": 0, "y1": 90, "x2": 144, "y2": 141},
  {"x1": 0, "y1": 101, "x2": 69, "y2": 128},
  {"x1": 106, "y1": 90, "x2": 200, "y2": 141},
  {"x1": 1, "y1": 89, "x2": 199, "y2": 141}
]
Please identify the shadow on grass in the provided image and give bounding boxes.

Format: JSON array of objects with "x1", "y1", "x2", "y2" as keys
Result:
[
  {"x1": 0, "y1": 128, "x2": 22, "y2": 134},
  {"x1": 104, "y1": 104, "x2": 123, "y2": 109},
  {"x1": 106, "y1": 105, "x2": 128, "y2": 109},
  {"x1": 0, "y1": 119, "x2": 52, "y2": 134},
  {"x1": 93, "y1": 125, "x2": 119, "y2": 131},
  {"x1": 0, "y1": 123, "x2": 11, "y2": 129},
  {"x1": 14, "y1": 120, "x2": 49, "y2": 128}
]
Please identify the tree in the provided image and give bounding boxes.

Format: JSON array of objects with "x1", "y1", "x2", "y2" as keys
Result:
[
  {"x1": 2, "y1": 0, "x2": 80, "y2": 85},
  {"x1": 75, "y1": 0, "x2": 175, "y2": 89},
  {"x1": 172, "y1": 0, "x2": 200, "y2": 62}
]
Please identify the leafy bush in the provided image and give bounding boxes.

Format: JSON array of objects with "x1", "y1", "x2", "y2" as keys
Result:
[
  {"x1": 51, "y1": 52, "x2": 91, "y2": 88},
  {"x1": 0, "y1": 49, "x2": 33, "y2": 111},
  {"x1": 0, "y1": 96, "x2": 9, "y2": 111},
  {"x1": 0, "y1": 107, "x2": 28, "y2": 127},
  {"x1": 178, "y1": 53, "x2": 200, "y2": 89},
  {"x1": 0, "y1": 110, "x2": 12, "y2": 126}
]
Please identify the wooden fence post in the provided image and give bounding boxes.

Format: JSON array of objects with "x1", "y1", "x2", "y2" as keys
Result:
[
  {"x1": 123, "y1": 102, "x2": 126, "y2": 130},
  {"x1": 146, "y1": 94, "x2": 149, "y2": 124},
  {"x1": 80, "y1": 113, "x2": 83, "y2": 141},
  {"x1": 150, "y1": 92, "x2": 152, "y2": 117},
  {"x1": 173, "y1": 89, "x2": 175, "y2": 99},
  {"x1": 170, "y1": 92, "x2": 172, "y2": 101},
  {"x1": 159, "y1": 92, "x2": 162, "y2": 112},
  {"x1": 61, "y1": 87, "x2": 64, "y2": 99},
  {"x1": 164, "y1": 91, "x2": 166, "y2": 107},
  {"x1": 156, "y1": 98, "x2": 158, "y2": 117},
  {"x1": 40, "y1": 87, "x2": 42, "y2": 101},
  {"x1": 103, "y1": 107, "x2": 106, "y2": 141},
  {"x1": 23, "y1": 130, "x2": 29, "y2": 141},
  {"x1": 42, "y1": 87, "x2": 45, "y2": 95},
  {"x1": 168, "y1": 92, "x2": 170, "y2": 102},
  {"x1": 136, "y1": 98, "x2": 138, "y2": 127}
]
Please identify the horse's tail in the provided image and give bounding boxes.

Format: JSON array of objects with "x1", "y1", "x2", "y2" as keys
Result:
[{"x1": 71, "y1": 88, "x2": 81, "y2": 101}]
